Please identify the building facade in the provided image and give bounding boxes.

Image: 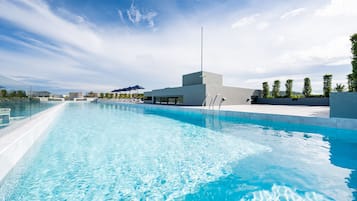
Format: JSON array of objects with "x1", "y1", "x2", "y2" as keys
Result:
[
  {"x1": 144, "y1": 71, "x2": 260, "y2": 106},
  {"x1": 68, "y1": 92, "x2": 83, "y2": 100},
  {"x1": 31, "y1": 91, "x2": 50, "y2": 97}
]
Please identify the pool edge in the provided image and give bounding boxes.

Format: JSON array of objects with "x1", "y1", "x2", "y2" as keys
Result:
[
  {"x1": 100, "y1": 101, "x2": 357, "y2": 131},
  {"x1": 0, "y1": 102, "x2": 66, "y2": 182}
]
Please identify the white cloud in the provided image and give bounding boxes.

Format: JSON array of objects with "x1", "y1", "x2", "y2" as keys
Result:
[
  {"x1": 315, "y1": 0, "x2": 357, "y2": 16},
  {"x1": 142, "y1": 11, "x2": 158, "y2": 28},
  {"x1": 278, "y1": 36, "x2": 350, "y2": 67},
  {"x1": 231, "y1": 14, "x2": 260, "y2": 29},
  {"x1": 256, "y1": 22, "x2": 270, "y2": 30},
  {"x1": 118, "y1": 9, "x2": 125, "y2": 24},
  {"x1": 0, "y1": 0, "x2": 102, "y2": 54},
  {"x1": 126, "y1": 3, "x2": 157, "y2": 28},
  {"x1": 280, "y1": 8, "x2": 306, "y2": 19},
  {"x1": 127, "y1": 3, "x2": 142, "y2": 24},
  {"x1": 0, "y1": 0, "x2": 356, "y2": 94}
]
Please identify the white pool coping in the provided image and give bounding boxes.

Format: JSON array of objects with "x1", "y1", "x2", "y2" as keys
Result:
[
  {"x1": 104, "y1": 102, "x2": 357, "y2": 130},
  {"x1": 199, "y1": 105, "x2": 330, "y2": 118},
  {"x1": 187, "y1": 105, "x2": 355, "y2": 130},
  {"x1": 0, "y1": 102, "x2": 66, "y2": 182}
]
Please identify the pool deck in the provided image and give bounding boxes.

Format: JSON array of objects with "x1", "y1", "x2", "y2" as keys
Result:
[
  {"x1": 193, "y1": 105, "x2": 330, "y2": 118},
  {"x1": 182, "y1": 104, "x2": 357, "y2": 130}
]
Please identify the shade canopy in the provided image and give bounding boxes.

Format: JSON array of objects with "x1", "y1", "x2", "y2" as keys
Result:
[
  {"x1": 112, "y1": 85, "x2": 145, "y2": 93},
  {"x1": 132, "y1": 85, "x2": 145, "y2": 90}
]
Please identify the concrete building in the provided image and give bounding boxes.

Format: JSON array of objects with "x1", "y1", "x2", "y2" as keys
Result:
[
  {"x1": 85, "y1": 91, "x2": 99, "y2": 98},
  {"x1": 144, "y1": 71, "x2": 260, "y2": 106},
  {"x1": 68, "y1": 92, "x2": 83, "y2": 100},
  {"x1": 31, "y1": 91, "x2": 50, "y2": 97}
]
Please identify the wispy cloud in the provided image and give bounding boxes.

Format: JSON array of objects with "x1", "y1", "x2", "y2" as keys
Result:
[
  {"x1": 0, "y1": 0, "x2": 356, "y2": 94},
  {"x1": 118, "y1": 9, "x2": 125, "y2": 24},
  {"x1": 126, "y1": 2, "x2": 157, "y2": 28},
  {"x1": 231, "y1": 14, "x2": 260, "y2": 29},
  {"x1": 280, "y1": 8, "x2": 306, "y2": 19},
  {"x1": 0, "y1": 0, "x2": 102, "y2": 54}
]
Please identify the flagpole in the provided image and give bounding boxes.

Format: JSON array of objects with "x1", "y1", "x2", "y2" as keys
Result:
[{"x1": 200, "y1": 26, "x2": 203, "y2": 72}]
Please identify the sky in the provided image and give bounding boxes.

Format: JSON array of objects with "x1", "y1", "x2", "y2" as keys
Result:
[{"x1": 0, "y1": 0, "x2": 356, "y2": 94}]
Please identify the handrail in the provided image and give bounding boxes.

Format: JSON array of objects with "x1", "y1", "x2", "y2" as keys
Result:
[
  {"x1": 210, "y1": 94, "x2": 220, "y2": 110},
  {"x1": 208, "y1": 94, "x2": 213, "y2": 109},
  {"x1": 202, "y1": 95, "x2": 210, "y2": 107},
  {"x1": 218, "y1": 97, "x2": 226, "y2": 111}
]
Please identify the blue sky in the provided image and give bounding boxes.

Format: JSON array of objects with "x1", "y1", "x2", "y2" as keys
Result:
[{"x1": 0, "y1": 0, "x2": 356, "y2": 93}]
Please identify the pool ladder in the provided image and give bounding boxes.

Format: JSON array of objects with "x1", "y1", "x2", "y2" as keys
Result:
[{"x1": 202, "y1": 94, "x2": 226, "y2": 111}]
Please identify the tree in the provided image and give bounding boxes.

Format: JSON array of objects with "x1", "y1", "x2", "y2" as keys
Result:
[
  {"x1": 303, "y1": 77, "x2": 312, "y2": 97},
  {"x1": 335, "y1": 83, "x2": 345, "y2": 92},
  {"x1": 105, "y1": 93, "x2": 113, "y2": 99},
  {"x1": 272, "y1": 80, "x2": 280, "y2": 98},
  {"x1": 351, "y1": 33, "x2": 357, "y2": 91},
  {"x1": 285, "y1": 79, "x2": 293, "y2": 98},
  {"x1": 323, "y1": 74, "x2": 332, "y2": 97},
  {"x1": 87, "y1": 91, "x2": 97, "y2": 97},
  {"x1": 262, "y1": 82, "x2": 270, "y2": 98},
  {"x1": 347, "y1": 74, "x2": 353, "y2": 92},
  {"x1": 16, "y1": 90, "x2": 26, "y2": 97},
  {"x1": 99, "y1": 93, "x2": 104, "y2": 98},
  {"x1": 8, "y1": 91, "x2": 17, "y2": 97},
  {"x1": 0, "y1": 89, "x2": 7, "y2": 97}
]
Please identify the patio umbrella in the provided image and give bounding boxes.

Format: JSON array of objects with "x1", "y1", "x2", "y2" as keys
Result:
[
  {"x1": 131, "y1": 85, "x2": 144, "y2": 98},
  {"x1": 112, "y1": 88, "x2": 125, "y2": 92}
]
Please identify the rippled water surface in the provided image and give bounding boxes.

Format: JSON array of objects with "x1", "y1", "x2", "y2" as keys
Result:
[{"x1": 0, "y1": 103, "x2": 356, "y2": 200}]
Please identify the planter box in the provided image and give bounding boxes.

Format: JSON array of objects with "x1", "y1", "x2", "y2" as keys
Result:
[
  {"x1": 255, "y1": 97, "x2": 329, "y2": 106},
  {"x1": 330, "y1": 92, "x2": 357, "y2": 119}
]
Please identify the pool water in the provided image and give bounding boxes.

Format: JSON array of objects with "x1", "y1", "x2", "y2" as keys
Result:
[{"x1": 0, "y1": 103, "x2": 356, "y2": 200}]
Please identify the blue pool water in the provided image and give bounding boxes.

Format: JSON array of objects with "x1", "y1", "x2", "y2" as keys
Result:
[{"x1": 0, "y1": 103, "x2": 356, "y2": 200}]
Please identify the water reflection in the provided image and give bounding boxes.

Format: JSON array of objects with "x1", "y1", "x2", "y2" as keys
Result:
[
  {"x1": 98, "y1": 102, "x2": 357, "y2": 200},
  {"x1": 0, "y1": 101, "x2": 55, "y2": 118},
  {"x1": 328, "y1": 135, "x2": 357, "y2": 199}
]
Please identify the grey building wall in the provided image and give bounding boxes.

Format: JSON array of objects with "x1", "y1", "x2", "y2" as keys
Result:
[
  {"x1": 255, "y1": 97, "x2": 329, "y2": 106},
  {"x1": 330, "y1": 92, "x2": 357, "y2": 119},
  {"x1": 69, "y1": 92, "x2": 83, "y2": 99},
  {"x1": 32, "y1": 91, "x2": 50, "y2": 97},
  {"x1": 143, "y1": 91, "x2": 153, "y2": 103},
  {"x1": 149, "y1": 85, "x2": 206, "y2": 106},
  {"x1": 182, "y1": 71, "x2": 222, "y2": 86},
  {"x1": 206, "y1": 85, "x2": 259, "y2": 105}
]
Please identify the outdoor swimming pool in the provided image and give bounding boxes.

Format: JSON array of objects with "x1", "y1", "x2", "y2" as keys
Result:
[{"x1": 0, "y1": 102, "x2": 356, "y2": 200}]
